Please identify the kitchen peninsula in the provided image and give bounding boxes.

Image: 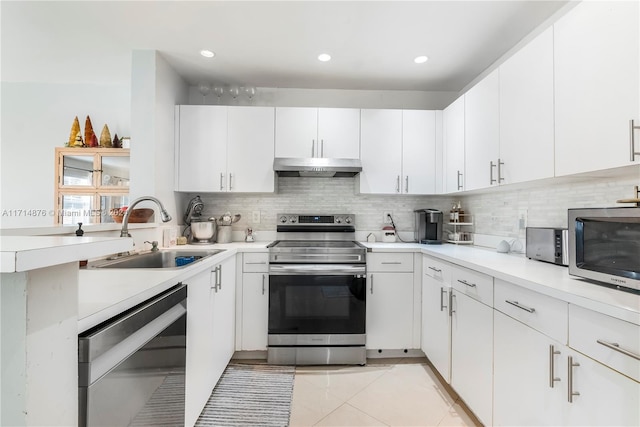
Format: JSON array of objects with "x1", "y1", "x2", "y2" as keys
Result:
[{"x1": 0, "y1": 236, "x2": 132, "y2": 426}]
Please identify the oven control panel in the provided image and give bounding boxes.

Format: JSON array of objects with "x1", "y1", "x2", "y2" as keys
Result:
[{"x1": 277, "y1": 214, "x2": 355, "y2": 226}]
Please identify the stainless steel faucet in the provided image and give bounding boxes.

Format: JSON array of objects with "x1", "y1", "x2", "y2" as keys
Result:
[{"x1": 120, "y1": 196, "x2": 172, "y2": 237}]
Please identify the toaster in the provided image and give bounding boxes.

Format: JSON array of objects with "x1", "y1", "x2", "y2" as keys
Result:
[{"x1": 526, "y1": 227, "x2": 568, "y2": 266}]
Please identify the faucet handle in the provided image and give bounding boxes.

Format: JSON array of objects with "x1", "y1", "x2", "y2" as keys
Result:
[{"x1": 144, "y1": 240, "x2": 159, "y2": 252}]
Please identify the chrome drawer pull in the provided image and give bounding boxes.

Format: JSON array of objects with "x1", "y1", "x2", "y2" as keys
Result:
[
  {"x1": 549, "y1": 345, "x2": 561, "y2": 388},
  {"x1": 428, "y1": 266, "x2": 442, "y2": 273},
  {"x1": 382, "y1": 261, "x2": 402, "y2": 265},
  {"x1": 246, "y1": 261, "x2": 267, "y2": 265},
  {"x1": 457, "y1": 279, "x2": 476, "y2": 288},
  {"x1": 262, "y1": 274, "x2": 266, "y2": 295},
  {"x1": 597, "y1": 339, "x2": 640, "y2": 361},
  {"x1": 505, "y1": 300, "x2": 536, "y2": 313}
]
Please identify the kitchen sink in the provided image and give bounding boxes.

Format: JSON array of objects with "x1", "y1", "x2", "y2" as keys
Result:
[{"x1": 87, "y1": 249, "x2": 225, "y2": 269}]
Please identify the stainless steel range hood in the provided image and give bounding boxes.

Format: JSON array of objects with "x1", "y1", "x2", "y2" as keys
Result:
[{"x1": 273, "y1": 157, "x2": 363, "y2": 177}]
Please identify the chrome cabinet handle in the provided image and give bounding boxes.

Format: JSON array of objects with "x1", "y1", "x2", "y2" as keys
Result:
[
  {"x1": 549, "y1": 345, "x2": 561, "y2": 388},
  {"x1": 457, "y1": 170, "x2": 463, "y2": 190},
  {"x1": 631, "y1": 119, "x2": 640, "y2": 161},
  {"x1": 440, "y1": 287, "x2": 447, "y2": 312},
  {"x1": 568, "y1": 356, "x2": 580, "y2": 403},
  {"x1": 457, "y1": 279, "x2": 476, "y2": 288},
  {"x1": 450, "y1": 292, "x2": 456, "y2": 315},
  {"x1": 246, "y1": 261, "x2": 267, "y2": 265},
  {"x1": 210, "y1": 266, "x2": 217, "y2": 291},
  {"x1": 229, "y1": 173, "x2": 233, "y2": 191},
  {"x1": 428, "y1": 266, "x2": 442, "y2": 273},
  {"x1": 505, "y1": 299, "x2": 536, "y2": 313},
  {"x1": 312, "y1": 140, "x2": 316, "y2": 157},
  {"x1": 497, "y1": 158, "x2": 505, "y2": 183},
  {"x1": 490, "y1": 161, "x2": 497, "y2": 185},
  {"x1": 370, "y1": 274, "x2": 374, "y2": 294},
  {"x1": 405, "y1": 176, "x2": 409, "y2": 193},
  {"x1": 381, "y1": 261, "x2": 402, "y2": 265},
  {"x1": 220, "y1": 173, "x2": 224, "y2": 191},
  {"x1": 597, "y1": 339, "x2": 640, "y2": 361},
  {"x1": 321, "y1": 140, "x2": 324, "y2": 157},
  {"x1": 396, "y1": 175, "x2": 400, "y2": 193},
  {"x1": 262, "y1": 274, "x2": 266, "y2": 295}
]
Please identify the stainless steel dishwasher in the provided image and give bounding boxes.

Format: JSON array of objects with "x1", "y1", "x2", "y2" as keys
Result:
[{"x1": 78, "y1": 284, "x2": 187, "y2": 426}]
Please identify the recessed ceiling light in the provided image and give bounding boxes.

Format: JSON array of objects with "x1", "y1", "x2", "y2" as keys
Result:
[
  {"x1": 414, "y1": 55, "x2": 429, "y2": 64},
  {"x1": 200, "y1": 50, "x2": 215, "y2": 58},
  {"x1": 318, "y1": 53, "x2": 332, "y2": 62}
]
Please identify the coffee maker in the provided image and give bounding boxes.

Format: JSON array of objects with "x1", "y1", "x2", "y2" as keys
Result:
[{"x1": 414, "y1": 209, "x2": 443, "y2": 244}]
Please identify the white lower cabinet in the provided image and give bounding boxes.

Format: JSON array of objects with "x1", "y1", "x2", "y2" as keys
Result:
[
  {"x1": 366, "y1": 253, "x2": 415, "y2": 350},
  {"x1": 239, "y1": 253, "x2": 270, "y2": 351},
  {"x1": 421, "y1": 256, "x2": 452, "y2": 382},
  {"x1": 450, "y1": 290, "x2": 493, "y2": 425},
  {"x1": 493, "y1": 280, "x2": 640, "y2": 426},
  {"x1": 494, "y1": 310, "x2": 566, "y2": 426},
  {"x1": 184, "y1": 255, "x2": 236, "y2": 427}
]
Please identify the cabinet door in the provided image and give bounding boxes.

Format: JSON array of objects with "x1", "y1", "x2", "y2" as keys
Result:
[
  {"x1": 500, "y1": 27, "x2": 554, "y2": 184},
  {"x1": 421, "y1": 274, "x2": 451, "y2": 382},
  {"x1": 494, "y1": 311, "x2": 565, "y2": 426},
  {"x1": 464, "y1": 70, "x2": 500, "y2": 191},
  {"x1": 366, "y1": 272, "x2": 414, "y2": 350},
  {"x1": 450, "y1": 290, "x2": 493, "y2": 425},
  {"x1": 185, "y1": 267, "x2": 216, "y2": 427},
  {"x1": 227, "y1": 106, "x2": 275, "y2": 192},
  {"x1": 563, "y1": 348, "x2": 640, "y2": 426},
  {"x1": 176, "y1": 105, "x2": 227, "y2": 192},
  {"x1": 403, "y1": 110, "x2": 436, "y2": 194},
  {"x1": 274, "y1": 107, "x2": 318, "y2": 158},
  {"x1": 443, "y1": 96, "x2": 465, "y2": 192},
  {"x1": 360, "y1": 109, "x2": 403, "y2": 194},
  {"x1": 317, "y1": 108, "x2": 361, "y2": 159},
  {"x1": 241, "y1": 273, "x2": 269, "y2": 350},
  {"x1": 211, "y1": 256, "x2": 237, "y2": 387},
  {"x1": 554, "y1": 1, "x2": 640, "y2": 175}
]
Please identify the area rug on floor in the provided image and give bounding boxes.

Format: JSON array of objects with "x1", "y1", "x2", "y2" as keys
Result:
[{"x1": 195, "y1": 363, "x2": 295, "y2": 427}]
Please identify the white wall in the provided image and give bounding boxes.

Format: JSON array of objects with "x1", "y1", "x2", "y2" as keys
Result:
[
  {"x1": 0, "y1": 82, "x2": 129, "y2": 228},
  {"x1": 130, "y1": 51, "x2": 188, "y2": 225}
]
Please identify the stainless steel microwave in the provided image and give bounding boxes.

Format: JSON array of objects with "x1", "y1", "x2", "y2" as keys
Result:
[{"x1": 568, "y1": 207, "x2": 640, "y2": 292}]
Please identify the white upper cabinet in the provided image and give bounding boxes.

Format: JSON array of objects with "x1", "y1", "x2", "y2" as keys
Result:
[
  {"x1": 360, "y1": 109, "x2": 403, "y2": 194},
  {"x1": 500, "y1": 26, "x2": 555, "y2": 185},
  {"x1": 227, "y1": 106, "x2": 275, "y2": 193},
  {"x1": 443, "y1": 96, "x2": 465, "y2": 193},
  {"x1": 464, "y1": 70, "x2": 500, "y2": 191},
  {"x1": 360, "y1": 109, "x2": 438, "y2": 194},
  {"x1": 554, "y1": 0, "x2": 640, "y2": 176},
  {"x1": 175, "y1": 105, "x2": 275, "y2": 193},
  {"x1": 402, "y1": 110, "x2": 437, "y2": 194},
  {"x1": 175, "y1": 105, "x2": 227, "y2": 192},
  {"x1": 275, "y1": 107, "x2": 360, "y2": 159}
]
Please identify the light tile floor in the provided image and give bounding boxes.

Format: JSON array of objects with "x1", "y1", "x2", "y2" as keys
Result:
[{"x1": 289, "y1": 358, "x2": 479, "y2": 427}]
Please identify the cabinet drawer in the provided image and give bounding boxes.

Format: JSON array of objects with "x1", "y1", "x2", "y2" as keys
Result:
[
  {"x1": 422, "y1": 256, "x2": 451, "y2": 283},
  {"x1": 494, "y1": 279, "x2": 567, "y2": 344},
  {"x1": 569, "y1": 304, "x2": 640, "y2": 382},
  {"x1": 242, "y1": 252, "x2": 269, "y2": 272},
  {"x1": 451, "y1": 265, "x2": 493, "y2": 306},
  {"x1": 367, "y1": 252, "x2": 413, "y2": 272}
]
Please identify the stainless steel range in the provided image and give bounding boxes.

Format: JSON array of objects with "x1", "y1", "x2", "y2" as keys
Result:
[{"x1": 267, "y1": 214, "x2": 367, "y2": 365}]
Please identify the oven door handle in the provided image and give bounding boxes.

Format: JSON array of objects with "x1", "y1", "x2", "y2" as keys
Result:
[{"x1": 269, "y1": 264, "x2": 366, "y2": 275}]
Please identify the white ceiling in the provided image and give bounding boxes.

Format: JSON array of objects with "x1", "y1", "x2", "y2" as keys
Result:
[{"x1": 1, "y1": 1, "x2": 570, "y2": 92}]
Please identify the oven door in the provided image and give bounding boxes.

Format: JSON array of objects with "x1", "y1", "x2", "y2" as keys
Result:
[{"x1": 268, "y1": 264, "x2": 366, "y2": 337}]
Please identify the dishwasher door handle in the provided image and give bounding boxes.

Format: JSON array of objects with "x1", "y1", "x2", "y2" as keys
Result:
[{"x1": 78, "y1": 285, "x2": 187, "y2": 386}]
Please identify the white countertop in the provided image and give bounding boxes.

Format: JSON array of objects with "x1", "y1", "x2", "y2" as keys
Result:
[
  {"x1": 77, "y1": 242, "x2": 270, "y2": 332},
  {"x1": 77, "y1": 240, "x2": 640, "y2": 333},
  {"x1": 364, "y1": 242, "x2": 640, "y2": 325},
  {"x1": 1, "y1": 235, "x2": 133, "y2": 273}
]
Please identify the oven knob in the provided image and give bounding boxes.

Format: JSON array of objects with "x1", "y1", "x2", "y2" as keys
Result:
[
  {"x1": 335, "y1": 217, "x2": 342, "y2": 224},
  {"x1": 345, "y1": 216, "x2": 352, "y2": 224},
  {"x1": 289, "y1": 216, "x2": 297, "y2": 223},
  {"x1": 279, "y1": 216, "x2": 288, "y2": 224}
]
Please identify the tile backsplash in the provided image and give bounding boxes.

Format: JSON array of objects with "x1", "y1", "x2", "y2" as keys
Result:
[{"x1": 180, "y1": 168, "x2": 638, "y2": 243}]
